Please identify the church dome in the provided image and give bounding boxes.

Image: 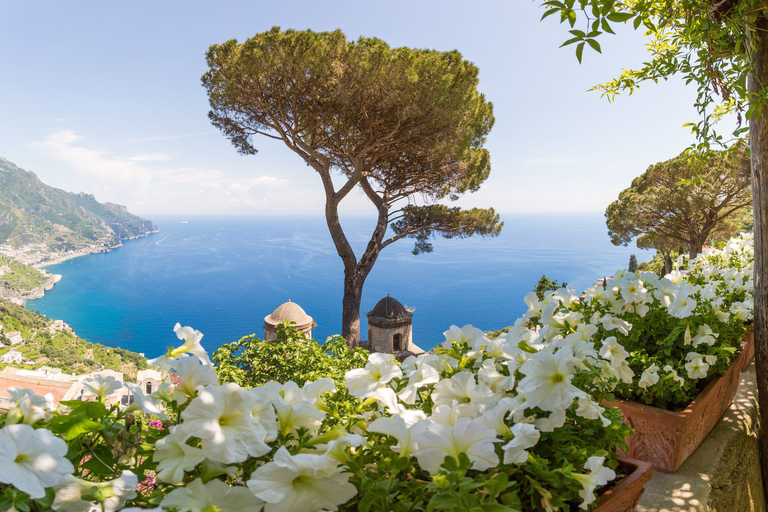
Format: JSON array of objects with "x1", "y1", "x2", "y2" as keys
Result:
[
  {"x1": 368, "y1": 295, "x2": 412, "y2": 321},
  {"x1": 264, "y1": 300, "x2": 313, "y2": 327}
]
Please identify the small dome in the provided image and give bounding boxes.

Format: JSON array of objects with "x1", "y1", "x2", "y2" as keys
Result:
[
  {"x1": 265, "y1": 300, "x2": 313, "y2": 327},
  {"x1": 368, "y1": 296, "x2": 412, "y2": 321}
]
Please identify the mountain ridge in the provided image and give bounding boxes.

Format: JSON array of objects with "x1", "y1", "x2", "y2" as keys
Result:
[{"x1": 0, "y1": 156, "x2": 157, "y2": 263}]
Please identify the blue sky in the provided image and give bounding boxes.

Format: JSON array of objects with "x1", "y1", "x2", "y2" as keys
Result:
[{"x1": 0, "y1": 1, "x2": 726, "y2": 217}]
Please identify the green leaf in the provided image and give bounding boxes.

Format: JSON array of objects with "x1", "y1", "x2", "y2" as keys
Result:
[
  {"x1": 567, "y1": 9, "x2": 577, "y2": 27},
  {"x1": 46, "y1": 416, "x2": 104, "y2": 440},
  {"x1": 601, "y1": 18, "x2": 616, "y2": 34},
  {"x1": 606, "y1": 12, "x2": 634, "y2": 22},
  {"x1": 576, "y1": 42, "x2": 585, "y2": 63},
  {"x1": 586, "y1": 39, "x2": 602, "y2": 53},
  {"x1": 633, "y1": 15, "x2": 642, "y2": 29},
  {"x1": 540, "y1": 8, "x2": 559, "y2": 21},
  {"x1": 560, "y1": 36, "x2": 582, "y2": 48}
]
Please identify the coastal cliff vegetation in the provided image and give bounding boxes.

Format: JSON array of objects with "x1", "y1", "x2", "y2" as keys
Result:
[
  {"x1": 0, "y1": 156, "x2": 157, "y2": 260},
  {"x1": 0, "y1": 298, "x2": 148, "y2": 377}
]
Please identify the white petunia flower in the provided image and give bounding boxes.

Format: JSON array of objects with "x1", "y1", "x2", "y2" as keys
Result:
[
  {"x1": 685, "y1": 356, "x2": 709, "y2": 379},
  {"x1": 663, "y1": 365, "x2": 686, "y2": 386},
  {"x1": 79, "y1": 374, "x2": 122, "y2": 401},
  {"x1": 247, "y1": 447, "x2": 357, "y2": 512},
  {"x1": 431, "y1": 371, "x2": 497, "y2": 412},
  {"x1": 534, "y1": 407, "x2": 567, "y2": 432},
  {"x1": 571, "y1": 456, "x2": 616, "y2": 510},
  {"x1": 575, "y1": 396, "x2": 611, "y2": 427},
  {"x1": 161, "y1": 478, "x2": 264, "y2": 512},
  {"x1": 668, "y1": 292, "x2": 697, "y2": 318},
  {"x1": 599, "y1": 314, "x2": 632, "y2": 335},
  {"x1": 501, "y1": 422, "x2": 540, "y2": 464},
  {"x1": 518, "y1": 347, "x2": 584, "y2": 412},
  {"x1": 302, "y1": 377, "x2": 336, "y2": 406},
  {"x1": 620, "y1": 279, "x2": 648, "y2": 303},
  {"x1": 692, "y1": 324, "x2": 719, "y2": 347},
  {"x1": 169, "y1": 355, "x2": 219, "y2": 404},
  {"x1": 638, "y1": 364, "x2": 660, "y2": 389},
  {"x1": 52, "y1": 471, "x2": 138, "y2": 512},
  {"x1": 429, "y1": 403, "x2": 480, "y2": 426},
  {"x1": 598, "y1": 337, "x2": 629, "y2": 368},
  {"x1": 475, "y1": 397, "x2": 519, "y2": 436},
  {"x1": 152, "y1": 426, "x2": 207, "y2": 484},
  {"x1": 0, "y1": 425, "x2": 74, "y2": 499},
  {"x1": 180, "y1": 383, "x2": 270, "y2": 464},
  {"x1": 398, "y1": 356, "x2": 440, "y2": 404},
  {"x1": 615, "y1": 359, "x2": 635, "y2": 384},
  {"x1": 5, "y1": 387, "x2": 55, "y2": 424},
  {"x1": 344, "y1": 353, "x2": 402, "y2": 398},
  {"x1": 442, "y1": 324, "x2": 487, "y2": 348},
  {"x1": 149, "y1": 323, "x2": 211, "y2": 370},
  {"x1": 123, "y1": 382, "x2": 166, "y2": 419},
  {"x1": 413, "y1": 417, "x2": 500, "y2": 474},
  {"x1": 372, "y1": 388, "x2": 426, "y2": 426},
  {"x1": 653, "y1": 278, "x2": 677, "y2": 307},
  {"x1": 273, "y1": 398, "x2": 326, "y2": 437},
  {"x1": 477, "y1": 359, "x2": 515, "y2": 393},
  {"x1": 368, "y1": 414, "x2": 428, "y2": 458}
]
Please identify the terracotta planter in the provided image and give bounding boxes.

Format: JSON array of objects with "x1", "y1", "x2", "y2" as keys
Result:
[
  {"x1": 740, "y1": 327, "x2": 754, "y2": 372},
  {"x1": 604, "y1": 339, "x2": 751, "y2": 473},
  {"x1": 593, "y1": 457, "x2": 654, "y2": 512}
]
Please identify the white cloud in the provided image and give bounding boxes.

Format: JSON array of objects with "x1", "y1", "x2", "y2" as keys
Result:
[
  {"x1": 128, "y1": 153, "x2": 172, "y2": 162},
  {"x1": 36, "y1": 129, "x2": 153, "y2": 190},
  {"x1": 250, "y1": 176, "x2": 288, "y2": 187},
  {"x1": 32, "y1": 128, "x2": 297, "y2": 215}
]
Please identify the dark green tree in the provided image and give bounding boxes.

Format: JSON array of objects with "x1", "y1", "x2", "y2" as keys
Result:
[
  {"x1": 606, "y1": 149, "x2": 751, "y2": 258},
  {"x1": 533, "y1": 275, "x2": 566, "y2": 301},
  {"x1": 628, "y1": 254, "x2": 638, "y2": 273},
  {"x1": 203, "y1": 28, "x2": 502, "y2": 347},
  {"x1": 637, "y1": 233, "x2": 679, "y2": 276}
]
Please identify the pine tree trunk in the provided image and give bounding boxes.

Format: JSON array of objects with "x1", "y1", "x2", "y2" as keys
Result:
[
  {"x1": 748, "y1": 14, "x2": 768, "y2": 503},
  {"x1": 341, "y1": 270, "x2": 363, "y2": 349},
  {"x1": 687, "y1": 241, "x2": 702, "y2": 259}
]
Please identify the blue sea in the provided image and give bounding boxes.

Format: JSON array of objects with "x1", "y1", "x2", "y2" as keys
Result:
[{"x1": 26, "y1": 214, "x2": 650, "y2": 358}]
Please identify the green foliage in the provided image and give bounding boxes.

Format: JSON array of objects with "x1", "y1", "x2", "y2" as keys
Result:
[
  {"x1": 533, "y1": 275, "x2": 567, "y2": 301},
  {"x1": 339, "y1": 339, "x2": 631, "y2": 511},
  {"x1": 605, "y1": 148, "x2": 751, "y2": 256},
  {"x1": 0, "y1": 256, "x2": 47, "y2": 293},
  {"x1": 212, "y1": 323, "x2": 370, "y2": 388},
  {"x1": 391, "y1": 205, "x2": 503, "y2": 255},
  {"x1": 538, "y1": 0, "x2": 766, "y2": 151},
  {"x1": 628, "y1": 254, "x2": 638, "y2": 273},
  {"x1": 0, "y1": 157, "x2": 156, "y2": 250}
]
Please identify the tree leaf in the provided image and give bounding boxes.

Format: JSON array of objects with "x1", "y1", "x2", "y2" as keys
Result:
[
  {"x1": 586, "y1": 39, "x2": 602, "y2": 53},
  {"x1": 607, "y1": 12, "x2": 634, "y2": 22},
  {"x1": 576, "y1": 42, "x2": 585, "y2": 63},
  {"x1": 540, "y1": 8, "x2": 560, "y2": 21}
]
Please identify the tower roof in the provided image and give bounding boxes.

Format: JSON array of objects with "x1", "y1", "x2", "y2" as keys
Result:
[
  {"x1": 368, "y1": 295, "x2": 412, "y2": 321},
  {"x1": 264, "y1": 300, "x2": 313, "y2": 327}
]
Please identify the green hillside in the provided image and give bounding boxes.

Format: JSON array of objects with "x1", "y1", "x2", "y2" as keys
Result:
[
  {"x1": 0, "y1": 157, "x2": 157, "y2": 251},
  {"x1": 0, "y1": 255, "x2": 48, "y2": 293},
  {"x1": 0, "y1": 298, "x2": 148, "y2": 377}
]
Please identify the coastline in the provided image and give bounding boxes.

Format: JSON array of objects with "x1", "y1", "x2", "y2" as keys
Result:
[
  {"x1": 33, "y1": 247, "x2": 111, "y2": 269},
  {"x1": 4, "y1": 229, "x2": 158, "y2": 306}
]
